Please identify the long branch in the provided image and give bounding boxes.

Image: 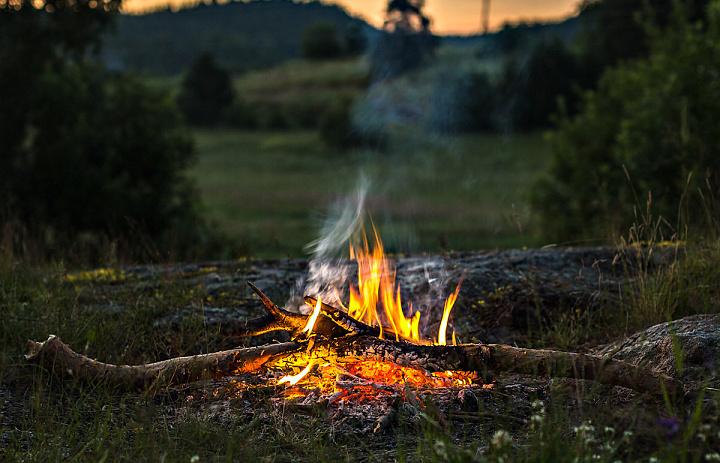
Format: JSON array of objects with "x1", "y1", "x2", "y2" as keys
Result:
[
  {"x1": 25, "y1": 334, "x2": 681, "y2": 397},
  {"x1": 25, "y1": 335, "x2": 302, "y2": 390}
]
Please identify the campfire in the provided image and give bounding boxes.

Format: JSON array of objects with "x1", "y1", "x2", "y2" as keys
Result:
[
  {"x1": 266, "y1": 224, "x2": 485, "y2": 399},
  {"x1": 25, "y1": 226, "x2": 681, "y2": 421}
]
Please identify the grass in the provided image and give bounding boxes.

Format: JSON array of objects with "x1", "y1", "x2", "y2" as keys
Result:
[
  {"x1": 189, "y1": 129, "x2": 552, "y2": 258},
  {"x1": 2, "y1": 244, "x2": 720, "y2": 461}
]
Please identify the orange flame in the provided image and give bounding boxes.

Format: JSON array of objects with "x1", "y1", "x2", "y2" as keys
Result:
[
  {"x1": 438, "y1": 278, "x2": 462, "y2": 345},
  {"x1": 344, "y1": 223, "x2": 460, "y2": 345}
]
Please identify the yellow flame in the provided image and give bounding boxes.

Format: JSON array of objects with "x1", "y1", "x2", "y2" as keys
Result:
[
  {"x1": 302, "y1": 297, "x2": 322, "y2": 333},
  {"x1": 278, "y1": 360, "x2": 316, "y2": 386},
  {"x1": 345, "y1": 223, "x2": 423, "y2": 342},
  {"x1": 438, "y1": 279, "x2": 462, "y2": 346}
]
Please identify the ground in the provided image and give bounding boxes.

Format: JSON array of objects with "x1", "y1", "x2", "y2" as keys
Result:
[{"x1": 3, "y1": 246, "x2": 719, "y2": 461}]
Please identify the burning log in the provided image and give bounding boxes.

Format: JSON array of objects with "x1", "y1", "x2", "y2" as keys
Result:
[{"x1": 25, "y1": 283, "x2": 681, "y2": 398}]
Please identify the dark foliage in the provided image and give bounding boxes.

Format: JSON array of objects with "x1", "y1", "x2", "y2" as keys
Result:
[
  {"x1": 177, "y1": 53, "x2": 235, "y2": 126},
  {"x1": 496, "y1": 38, "x2": 581, "y2": 131},
  {"x1": 531, "y1": 1, "x2": 720, "y2": 242},
  {"x1": 301, "y1": 21, "x2": 343, "y2": 60},
  {"x1": 575, "y1": 0, "x2": 709, "y2": 89},
  {"x1": 370, "y1": 30, "x2": 437, "y2": 79},
  {"x1": 0, "y1": 0, "x2": 213, "y2": 260},
  {"x1": 370, "y1": 0, "x2": 436, "y2": 79}
]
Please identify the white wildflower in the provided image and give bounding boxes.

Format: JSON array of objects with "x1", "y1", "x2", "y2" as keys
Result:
[{"x1": 492, "y1": 429, "x2": 512, "y2": 449}]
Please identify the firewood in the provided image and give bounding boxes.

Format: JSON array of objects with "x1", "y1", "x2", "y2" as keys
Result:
[
  {"x1": 26, "y1": 332, "x2": 680, "y2": 397},
  {"x1": 23, "y1": 283, "x2": 682, "y2": 398},
  {"x1": 25, "y1": 335, "x2": 303, "y2": 390}
]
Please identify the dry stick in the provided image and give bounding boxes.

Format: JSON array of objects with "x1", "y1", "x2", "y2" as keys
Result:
[
  {"x1": 24, "y1": 284, "x2": 682, "y2": 397},
  {"x1": 220, "y1": 283, "x2": 348, "y2": 339}
]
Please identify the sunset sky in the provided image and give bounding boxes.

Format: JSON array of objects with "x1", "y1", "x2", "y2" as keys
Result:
[{"x1": 122, "y1": 0, "x2": 581, "y2": 35}]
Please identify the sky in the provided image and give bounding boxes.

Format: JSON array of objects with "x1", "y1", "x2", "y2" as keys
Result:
[{"x1": 122, "y1": 0, "x2": 581, "y2": 35}]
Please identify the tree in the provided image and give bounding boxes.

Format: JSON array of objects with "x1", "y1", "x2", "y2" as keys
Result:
[
  {"x1": 496, "y1": 38, "x2": 581, "y2": 131},
  {"x1": 177, "y1": 53, "x2": 235, "y2": 126},
  {"x1": 0, "y1": 0, "x2": 209, "y2": 259},
  {"x1": 531, "y1": 1, "x2": 720, "y2": 241},
  {"x1": 370, "y1": 0, "x2": 436, "y2": 78},
  {"x1": 301, "y1": 21, "x2": 343, "y2": 60},
  {"x1": 574, "y1": 0, "x2": 709, "y2": 89}
]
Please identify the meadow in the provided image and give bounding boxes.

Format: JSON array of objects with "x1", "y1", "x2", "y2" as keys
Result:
[{"x1": 190, "y1": 128, "x2": 552, "y2": 258}]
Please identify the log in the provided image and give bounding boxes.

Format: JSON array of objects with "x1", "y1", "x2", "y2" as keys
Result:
[
  {"x1": 25, "y1": 335, "x2": 302, "y2": 390},
  {"x1": 25, "y1": 333, "x2": 680, "y2": 397},
  {"x1": 23, "y1": 283, "x2": 682, "y2": 398}
]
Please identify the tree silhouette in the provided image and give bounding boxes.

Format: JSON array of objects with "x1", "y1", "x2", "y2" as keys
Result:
[
  {"x1": 177, "y1": 53, "x2": 235, "y2": 126},
  {"x1": 384, "y1": 0, "x2": 430, "y2": 32},
  {"x1": 371, "y1": 0, "x2": 436, "y2": 78}
]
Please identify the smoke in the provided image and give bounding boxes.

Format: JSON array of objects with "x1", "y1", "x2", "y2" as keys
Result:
[
  {"x1": 303, "y1": 176, "x2": 369, "y2": 260},
  {"x1": 285, "y1": 177, "x2": 370, "y2": 314}
]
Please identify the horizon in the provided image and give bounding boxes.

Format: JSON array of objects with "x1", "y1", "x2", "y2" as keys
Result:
[{"x1": 121, "y1": 0, "x2": 580, "y2": 35}]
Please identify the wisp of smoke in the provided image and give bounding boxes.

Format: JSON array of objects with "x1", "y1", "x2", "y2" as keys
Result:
[
  {"x1": 286, "y1": 177, "x2": 370, "y2": 313},
  {"x1": 304, "y1": 176, "x2": 370, "y2": 260}
]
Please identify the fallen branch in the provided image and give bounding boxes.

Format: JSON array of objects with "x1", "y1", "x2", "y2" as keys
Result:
[
  {"x1": 26, "y1": 332, "x2": 680, "y2": 396},
  {"x1": 24, "y1": 283, "x2": 683, "y2": 397},
  {"x1": 25, "y1": 335, "x2": 302, "y2": 390}
]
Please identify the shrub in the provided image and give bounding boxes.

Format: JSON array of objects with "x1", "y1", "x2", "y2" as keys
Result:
[
  {"x1": 495, "y1": 38, "x2": 581, "y2": 132},
  {"x1": 0, "y1": 1, "x2": 214, "y2": 261},
  {"x1": 531, "y1": 1, "x2": 720, "y2": 242},
  {"x1": 301, "y1": 22, "x2": 343, "y2": 60},
  {"x1": 177, "y1": 53, "x2": 235, "y2": 126}
]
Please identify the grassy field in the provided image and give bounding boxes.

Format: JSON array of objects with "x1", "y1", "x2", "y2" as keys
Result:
[{"x1": 190, "y1": 129, "x2": 552, "y2": 258}]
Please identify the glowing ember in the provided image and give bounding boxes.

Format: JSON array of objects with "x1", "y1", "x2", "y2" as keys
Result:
[{"x1": 345, "y1": 361, "x2": 478, "y2": 388}]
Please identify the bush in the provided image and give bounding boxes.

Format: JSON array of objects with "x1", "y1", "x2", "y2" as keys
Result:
[
  {"x1": 0, "y1": 2, "x2": 214, "y2": 260},
  {"x1": 370, "y1": 30, "x2": 437, "y2": 79},
  {"x1": 301, "y1": 22, "x2": 343, "y2": 60},
  {"x1": 13, "y1": 63, "x2": 203, "y2": 250},
  {"x1": 531, "y1": 1, "x2": 720, "y2": 242},
  {"x1": 177, "y1": 53, "x2": 235, "y2": 126},
  {"x1": 495, "y1": 38, "x2": 581, "y2": 132}
]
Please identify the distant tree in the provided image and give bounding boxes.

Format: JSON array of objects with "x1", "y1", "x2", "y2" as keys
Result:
[
  {"x1": 0, "y1": 0, "x2": 210, "y2": 259},
  {"x1": 301, "y1": 21, "x2": 343, "y2": 59},
  {"x1": 496, "y1": 38, "x2": 581, "y2": 131},
  {"x1": 384, "y1": 0, "x2": 431, "y2": 33},
  {"x1": 371, "y1": 0, "x2": 436, "y2": 78},
  {"x1": 177, "y1": 53, "x2": 235, "y2": 126},
  {"x1": 343, "y1": 22, "x2": 367, "y2": 56}
]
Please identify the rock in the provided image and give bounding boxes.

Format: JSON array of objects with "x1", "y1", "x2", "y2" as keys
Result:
[{"x1": 596, "y1": 314, "x2": 720, "y2": 387}]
